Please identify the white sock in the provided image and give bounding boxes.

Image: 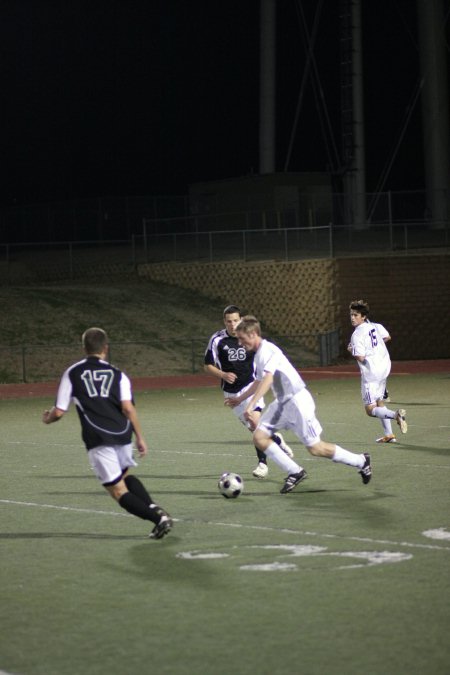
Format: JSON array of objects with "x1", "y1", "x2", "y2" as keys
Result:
[
  {"x1": 265, "y1": 442, "x2": 303, "y2": 473},
  {"x1": 332, "y1": 445, "x2": 364, "y2": 468},
  {"x1": 371, "y1": 406, "x2": 395, "y2": 420},
  {"x1": 381, "y1": 419, "x2": 393, "y2": 434}
]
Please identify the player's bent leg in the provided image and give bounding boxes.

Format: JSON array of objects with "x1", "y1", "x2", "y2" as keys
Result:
[
  {"x1": 306, "y1": 439, "x2": 335, "y2": 458},
  {"x1": 253, "y1": 428, "x2": 273, "y2": 452},
  {"x1": 308, "y1": 441, "x2": 371, "y2": 483},
  {"x1": 124, "y1": 473, "x2": 152, "y2": 505},
  {"x1": 106, "y1": 479, "x2": 173, "y2": 538}
]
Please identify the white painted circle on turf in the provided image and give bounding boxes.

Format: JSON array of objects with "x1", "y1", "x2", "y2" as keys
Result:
[{"x1": 422, "y1": 527, "x2": 450, "y2": 541}]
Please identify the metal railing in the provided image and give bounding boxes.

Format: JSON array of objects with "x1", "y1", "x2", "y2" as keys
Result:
[
  {"x1": 0, "y1": 219, "x2": 448, "y2": 285},
  {"x1": 140, "y1": 221, "x2": 449, "y2": 264}
]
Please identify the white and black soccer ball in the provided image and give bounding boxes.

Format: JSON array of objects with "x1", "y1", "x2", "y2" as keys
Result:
[{"x1": 218, "y1": 472, "x2": 244, "y2": 499}]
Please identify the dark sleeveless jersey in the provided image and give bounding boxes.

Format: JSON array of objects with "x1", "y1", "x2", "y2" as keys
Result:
[
  {"x1": 204, "y1": 328, "x2": 255, "y2": 394},
  {"x1": 55, "y1": 356, "x2": 133, "y2": 450}
]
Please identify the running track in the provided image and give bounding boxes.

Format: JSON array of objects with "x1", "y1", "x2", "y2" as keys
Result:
[{"x1": 1, "y1": 360, "x2": 449, "y2": 400}]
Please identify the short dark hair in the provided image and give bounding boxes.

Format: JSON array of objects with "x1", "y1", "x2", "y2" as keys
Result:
[
  {"x1": 349, "y1": 300, "x2": 370, "y2": 316},
  {"x1": 223, "y1": 305, "x2": 241, "y2": 318},
  {"x1": 82, "y1": 327, "x2": 108, "y2": 355}
]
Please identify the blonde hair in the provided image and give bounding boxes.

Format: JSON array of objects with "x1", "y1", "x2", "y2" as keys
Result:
[{"x1": 236, "y1": 315, "x2": 261, "y2": 335}]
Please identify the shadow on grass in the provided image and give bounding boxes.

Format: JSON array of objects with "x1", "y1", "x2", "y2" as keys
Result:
[
  {"x1": 396, "y1": 444, "x2": 450, "y2": 456},
  {"x1": 0, "y1": 532, "x2": 145, "y2": 540}
]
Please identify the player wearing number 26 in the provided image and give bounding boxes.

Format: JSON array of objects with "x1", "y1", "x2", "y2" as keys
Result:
[
  {"x1": 348, "y1": 300, "x2": 407, "y2": 444},
  {"x1": 42, "y1": 327, "x2": 172, "y2": 539}
]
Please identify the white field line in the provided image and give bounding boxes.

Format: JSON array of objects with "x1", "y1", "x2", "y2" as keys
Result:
[
  {"x1": 1, "y1": 498, "x2": 449, "y2": 553},
  {"x1": 3, "y1": 438, "x2": 450, "y2": 471}
]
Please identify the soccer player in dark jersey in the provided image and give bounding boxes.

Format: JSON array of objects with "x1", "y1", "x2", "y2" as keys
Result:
[
  {"x1": 204, "y1": 305, "x2": 294, "y2": 478},
  {"x1": 42, "y1": 327, "x2": 172, "y2": 539}
]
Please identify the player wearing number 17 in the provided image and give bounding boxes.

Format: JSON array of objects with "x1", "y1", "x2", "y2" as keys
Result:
[{"x1": 42, "y1": 327, "x2": 172, "y2": 539}]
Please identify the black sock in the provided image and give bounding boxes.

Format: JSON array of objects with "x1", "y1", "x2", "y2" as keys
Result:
[
  {"x1": 119, "y1": 492, "x2": 166, "y2": 525},
  {"x1": 124, "y1": 474, "x2": 152, "y2": 505},
  {"x1": 118, "y1": 492, "x2": 159, "y2": 524},
  {"x1": 255, "y1": 447, "x2": 267, "y2": 464}
]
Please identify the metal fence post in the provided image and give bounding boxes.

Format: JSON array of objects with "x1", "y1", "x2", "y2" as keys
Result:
[
  {"x1": 6, "y1": 244, "x2": 10, "y2": 285},
  {"x1": 69, "y1": 242, "x2": 74, "y2": 280},
  {"x1": 388, "y1": 191, "x2": 393, "y2": 251},
  {"x1": 142, "y1": 218, "x2": 148, "y2": 263},
  {"x1": 22, "y1": 345, "x2": 27, "y2": 383}
]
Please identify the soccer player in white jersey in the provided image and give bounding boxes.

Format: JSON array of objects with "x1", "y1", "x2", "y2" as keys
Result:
[
  {"x1": 226, "y1": 316, "x2": 372, "y2": 493},
  {"x1": 42, "y1": 327, "x2": 173, "y2": 539},
  {"x1": 348, "y1": 300, "x2": 407, "y2": 443},
  {"x1": 205, "y1": 305, "x2": 294, "y2": 479}
]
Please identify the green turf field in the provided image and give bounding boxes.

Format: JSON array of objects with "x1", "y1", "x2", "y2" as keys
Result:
[{"x1": 1, "y1": 373, "x2": 449, "y2": 675}]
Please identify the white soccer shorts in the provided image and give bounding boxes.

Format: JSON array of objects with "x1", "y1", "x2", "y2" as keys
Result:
[
  {"x1": 361, "y1": 378, "x2": 387, "y2": 406},
  {"x1": 257, "y1": 388, "x2": 323, "y2": 447},
  {"x1": 88, "y1": 443, "x2": 137, "y2": 485},
  {"x1": 224, "y1": 382, "x2": 265, "y2": 430}
]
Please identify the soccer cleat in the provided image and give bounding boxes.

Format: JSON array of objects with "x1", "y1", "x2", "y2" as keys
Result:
[
  {"x1": 273, "y1": 432, "x2": 294, "y2": 458},
  {"x1": 359, "y1": 453, "x2": 372, "y2": 484},
  {"x1": 149, "y1": 513, "x2": 173, "y2": 539},
  {"x1": 376, "y1": 434, "x2": 397, "y2": 443},
  {"x1": 383, "y1": 389, "x2": 390, "y2": 402},
  {"x1": 280, "y1": 469, "x2": 308, "y2": 494},
  {"x1": 396, "y1": 409, "x2": 407, "y2": 434},
  {"x1": 253, "y1": 462, "x2": 269, "y2": 479}
]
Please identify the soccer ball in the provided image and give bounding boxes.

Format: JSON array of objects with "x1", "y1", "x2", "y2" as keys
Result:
[{"x1": 218, "y1": 472, "x2": 244, "y2": 499}]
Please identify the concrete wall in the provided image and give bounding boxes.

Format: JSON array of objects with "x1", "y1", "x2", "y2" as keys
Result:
[
  {"x1": 336, "y1": 254, "x2": 450, "y2": 359},
  {"x1": 138, "y1": 252, "x2": 450, "y2": 360}
]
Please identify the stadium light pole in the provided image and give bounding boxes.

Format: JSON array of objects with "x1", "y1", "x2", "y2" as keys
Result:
[
  {"x1": 417, "y1": 0, "x2": 450, "y2": 229},
  {"x1": 259, "y1": 0, "x2": 276, "y2": 174}
]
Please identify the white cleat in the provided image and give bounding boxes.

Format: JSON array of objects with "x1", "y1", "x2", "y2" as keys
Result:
[
  {"x1": 396, "y1": 409, "x2": 407, "y2": 434},
  {"x1": 252, "y1": 462, "x2": 269, "y2": 479}
]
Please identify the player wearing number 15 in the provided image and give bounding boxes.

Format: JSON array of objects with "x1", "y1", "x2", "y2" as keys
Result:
[
  {"x1": 42, "y1": 327, "x2": 172, "y2": 539},
  {"x1": 348, "y1": 300, "x2": 407, "y2": 443}
]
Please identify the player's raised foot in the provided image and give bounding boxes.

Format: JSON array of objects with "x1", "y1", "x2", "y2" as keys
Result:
[
  {"x1": 273, "y1": 432, "x2": 294, "y2": 458},
  {"x1": 280, "y1": 469, "x2": 308, "y2": 494},
  {"x1": 396, "y1": 409, "x2": 407, "y2": 434},
  {"x1": 359, "y1": 453, "x2": 372, "y2": 484},
  {"x1": 149, "y1": 513, "x2": 173, "y2": 539},
  {"x1": 376, "y1": 434, "x2": 397, "y2": 443},
  {"x1": 253, "y1": 462, "x2": 269, "y2": 479}
]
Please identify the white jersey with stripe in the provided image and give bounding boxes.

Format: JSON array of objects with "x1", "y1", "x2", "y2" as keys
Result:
[
  {"x1": 253, "y1": 339, "x2": 306, "y2": 402},
  {"x1": 350, "y1": 320, "x2": 391, "y2": 383}
]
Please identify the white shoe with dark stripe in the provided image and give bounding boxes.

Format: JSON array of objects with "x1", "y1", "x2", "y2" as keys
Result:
[
  {"x1": 396, "y1": 409, "x2": 407, "y2": 434},
  {"x1": 273, "y1": 432, "x2": 294, "y2": 458}
]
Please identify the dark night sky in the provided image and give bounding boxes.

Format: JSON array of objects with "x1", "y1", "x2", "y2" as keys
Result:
[{"x1": 2, "y1": 0, "x2": 436, "y2": 206}]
